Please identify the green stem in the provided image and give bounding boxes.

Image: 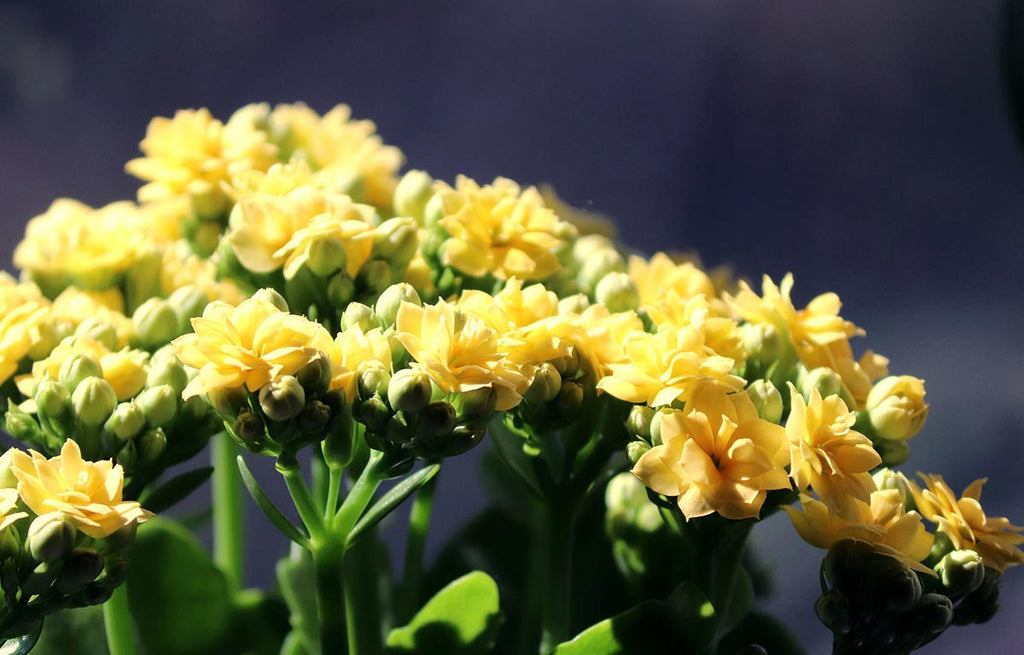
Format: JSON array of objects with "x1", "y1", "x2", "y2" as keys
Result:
[
  {"x1": 325, "y1": 466, "x2": 342, "y2": 523},
  {"x1": 280, "y1": 463, "x2": 325, "y2": 541},
  {"x1": 396, "y1": 469, "x2": 439, "y2": 623},
  {"x1": 538, "y1": 498, "x2": 577, "y2": 654},
  {"x1": 103, "y1": 584, "x2": 136, "y2": 655},
  {"x1": 344, "y1": 536, "x2": 384, "y2": 655},
  {"x1": 312, "y1": 539, "x2": 347, "y2": 655},
  {"x1": 311, "y1": 449, "x2": 329, "y2": 510},
  {"x1": 212, "y1": 432, "x2": 244, "y2": 590},
  {"x1": 334, "y1": 450, "x2": 384, "y2": 536}
]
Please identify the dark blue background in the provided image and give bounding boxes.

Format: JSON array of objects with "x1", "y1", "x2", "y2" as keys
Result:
[{"x1": 2, "y1": 2, "x2": 1022, "y2": 652}]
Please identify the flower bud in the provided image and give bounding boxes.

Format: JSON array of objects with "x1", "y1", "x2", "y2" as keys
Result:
[
  {"x1": 423, "y1": 193, "x2": 445, "y2": 228},
  {"x1": 136, "y1": 385, "x2": 178, "y2": 428},
  {"x1": 454, "y1": 386, "x2": 497, "y2": 421},
  {"x1": 356, "y1": 396, "x2": 390, "y2": 432},
  {"x1": 342, "y1": 302, "x2": 380, "y2": 333},
  {"x1": 650, "y1": 409, "x2": 672, "y2": 447},
  {"x1": 327, "y1": 272, "x2": 356, "y2": 307},
  {"x1": 553, "y1": 380, "x2": 585, "y2": 417},
  {"x1": 306, "y1": 237, "x2": 348, "y2": 277},
  {"x1": 572, "y1": 234, "x2": 616, "y2": 264},
  {"x1": 74, "y1": 318, "x2": 119, "y2": 351},
  {"x1": 4, "y1": 410, "x2": 41, "y2": 444},
  {"x1": 742, "y1": 323, "x2": 786, "y2": 364},
  {"x1": 59, "y1": 354, "x2": 103, "y2": 392},
  {"x1": 952, "y1": 567, "x2": 1000, "y2": 625},
  {"x1": 626, "y1": 405, "x2": 655, "y2": 441},
  {"x1": 374, "y1": 218, "x2": 419, "y2": 263},
  {"x1": 874, "y1": 437, "x2": 910, "y2": 467},
  {"x1": 626, "y1": 440, "x2": 651, "y2": 465},
  {"x1": 577, "y1": 248, "x2": 625, "y2": 294},
  {"x1": 166, "y1": 286, "x2": 211, "y2": 331},
  {"x1": 296, "y1": 353, "x2": 332, "y2": 398},
  {"x1": 146, "y1": 358, "x2": 189, "y2": 396},
  {"x1": 393, "y1": 170, "x2": 435, "y2": 222},
  {"x1": 206, "y1": 386, "x2": 248, "y2": 416},
  {"x1": 116, "y1": 440, "x2": 137, "y2": 469},
  {"x1": 358, "y1": 366, "x2": 390, "y2": 400},
  {"x1": 233, "y1": 411, "x2": 265, "y2": 446},
  {"x1": 557, "y1": 293, "x2": 590, "y2": 315},
  {"x1": 132, "y1": 298, "x2": 180, "y2": 349},
  {"x1": 746, "y1": 380, "x2": 783, "y2": 424},
  {"x1": 259, "y1": 376, "x2": 307, "y2": 422},
  {"x1": 422, "y1": 401, "x2": 457, "y2": 436},
  {"x1": 137, "y1": 427, "x2": 167, "y2": 465},
  {"x1": 444, "y1": 424, "x2": 486, "y2": 457},
  {"x1": 814, "y1": 591, "x2": 852, "y2": 635},
  {"x1": 594, "y1": 272, "x2": 639, "y2": 313},
  {"x1": 297, "y1": 400, "x2": 332, "y2": 434},
  {"x1": 387, "y1": 369, "x2": 432, "y2": 414},
  {"x1": 359, "y1": 259, "x2": 393, "y2": 293},
  {"x1": 56, "y1": 548, "x2": 104, "y2": 593},
  {"x1": 0, "y1": 525, "x2": 21, "y2": 559},
  {"x1": 72, "y1": 377, "x2": 118, "y2": 427},
  {"x1": 876, "y1": 559, "x2": 922, "y2": 613},
  {"x1": 251, "y1": 288, "x2": 289, "y2": 313},
  {"x1": 524, "y1": 362, "x2": 562, "y2": 404},
  {"x1": 104, "y1": 402, "x2": 146, "y2": 443},
  {"x1": 936, "y1": 550, "x2": 985, "y2": 598},
  {"x1": 376, "y1": 283, "x2": 421, "y2": 328},
  {"x1": 799, "y1": 367, "x2": 846, "y2": 403},
  {"x1": 904, "y1": 593, "x2": 953, "y2": 639},
  {"x1": 866, "y1": 375, "x2": 928, "y2": 441},
  {"x1": 28, "y1": 320, "x2": 68, "y2": 361},
  {"x1": 872, "y1": 469, "x2": 913, "y2": 508},
  {"x1": 28, "y1": 513, "x2": 76, "y2": 563}
]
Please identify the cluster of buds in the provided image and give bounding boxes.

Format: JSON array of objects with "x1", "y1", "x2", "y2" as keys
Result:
[
  {"x1": 0, "y1": 443, "x2": 150, "y2": 638},
  {"x1": 130, "y1": 284, "x2": 221, "y2": 351}
]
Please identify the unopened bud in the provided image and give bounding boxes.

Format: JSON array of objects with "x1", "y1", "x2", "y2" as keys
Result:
[
  {"x1": 445, "y1": 424, "x2": 486, "y2": 456},
  {"x1": 800, "y1": 367, "x2": 846, "y2": 403},
  {"x1": 206, "y1": 386, "x2": 247, "y2": 416},
  {"x1": 877, "y1": 559, "x2": 923, "y2": 612},
  {"x1": 233, "y1": 411, "x2": 265, "y2": 446},
  {"x1": 355, "y1": 396, "x2": 390, "y2": 431},
  {"x1": 626, "y1": 405, "x2": 655, "y2": 441},
  {"x1": 72, "y1": 378, "x2": 118, "y2": 427},
  {"x1": 375, "y1": 283, "x2": 421, "y2": 328},
  {"x1": 306, "y1": 237, "x2": 347, "y2": 277},
  {"x1": 59, "y1": 354, "x2": 103, "y2": 392},
  {"x1": 137, "y1": 428, "x2": 167, "y2": 465},
  {"x1": 936, "y1": 550, "x2": 985, "y2": 598},
  {"x1": 423, "y1": 193, "x2": 445, "y2": 228},
  {"x1": 393, "y1": 170, "x2": 434, "y2": 222},
  {"x1": 594, "y1": 272, "x2": 639, "y2": 313},
  {"x1": 558, "y1": 293, "x2": 590, "y2": 315},
  {"x1": 572, "y1": 235, "x2": 617, "y2": 264},
  {"x1": 146, "y1": 359, "x2": 189, "y2": 396},
  {"x1": 387, "y1": 369, "x2": 432, "y2": 413},
  {"x1": 4, "y1": 410, "x2": 41, "y2": 444},
  {"x1": 866, "y1": 375, "x2": 928, "y2": 441},
  {"x1": 554, "y1": 380, "x2": 585, "y2": 416},
  {"x1": 251, "y1": 288, "x2": 289, "y2": 313},
  {"x1": 136, "y1": 385, "x2": 178, "y2": 428},
  {"x1": 116, "y1": 441, "x2": 137, "y2": 469},
  {"x1": 746, "y1": 380, "x2": 783, "y2": 424},
  {"x1": 28, "y1": 514, "x2": 76, "y2": 563},
  {"x1": 358, "y1": 366, "x2": 390, "y2": 400},
  {"x1": 874, "y1": 437, "x2": 910, "y2": 467},
  {"x1": 872, "y1": 469, "x2": 913, "y2": 508},
  {"x1": 815, "y1": 592, "x2": 851, "y2": 635},
  {"x1": 74, "y1": 318, "x2": 119, "y2": 351},
  {"x1": 524, "y1": 362, "x2": 562, "y2": 404},
  {"x1": 374, "y1": 218, "x2": 419, "y2": 263},
  {"x1": 104, "y1": 402, "x2": 146, "y2": 443},
  {"x1": 327, "y1": 272, "x2": 356, "y2": 307},
  {"x1": 626, "y1": 440, "x2": 651, "y2": 465},
  {"x1": 297, "y1": 400, "x2": 332, "y2": 434},
  {"x1": 454, "y1": 386, "x2": 497, "y2": 421},
  {"x1": 577, "y1": 248, "x2": 625, "y2": 293},
  {"x1": 132, "y1": 298, "x2": 179, "y2": 349},
  {"x1": 342, "y1": 302, "x2": 380, "y2": 333},
  {"x1": 742, "y1": 323, "x2": 786, "y2": 364},
  {"x1": 56, "y1": 548, "x2": 104, "y2": 593},
  {"x1": 259, "y1": 376, "x2": 306, "y2": 422},
  {"x1": 166, "y1": 286, "x2": 211, "y2": 331},
  {"x1": 359, "y1": 260, "x2": 393, "y2": 293},
  {"x1": 296, "y1": 353, "x2": 332, "y2": 398},
  {"x1": 36, "y1": 378, "x2": 72, "y2": 421},
  {"x1": 422, "y1": 401, "x2": 457, "y2": 436},
  {"x1": 953, "y1": 567, "x2": 1000, "y2": 625},
  {"x1": 905, "y1": 593, "x2": 953, "y2": 639}
]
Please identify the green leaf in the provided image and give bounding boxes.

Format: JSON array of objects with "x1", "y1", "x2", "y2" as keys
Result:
[
  {"x1": 385, "y1": 571, "x2": 503, "y2": 654},
  {"x1": 139, "y1": 466, "x2": 214, "y2": 514},
  {"x1": 31, "y1": 606, "x2": 106, "y2": 655},
  {"x1": 347, "y1": 463, "x2": 440, "y2": 546},
  {"x1": 551, "y1": 600, "x2": 697, "y2": 655},
  {"x1": 275, "y1": 549, "x2": 319, "y2": 655},
  {"x1": 127, "y1": 517, "x2": 232, "y2": 655},
  {"x1": 237, "y1": 456, "x2": 310, "y2": 548},
  {"x1": 227, "y1": 588, "x2": 291, "y2": 655}
]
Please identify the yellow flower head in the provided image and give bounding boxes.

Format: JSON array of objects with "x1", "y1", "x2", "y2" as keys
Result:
[
  {"x1": 0, "y1": 283, "x2": 49, "y2": 383},
  {"x1": 628, "y1": 252, "x2": 716, "y2": 308},
  {"x1": 160, "y1": 242, "x2": 246, "y2": 305},
  {"x1": 47, "y1": 286, "x2": 133, "y2": 349},
  {"x1": 327, "y1": 326, "x2": 393, "y2": 401},
  {"x1": 263, "y1": 103, "x2": 404, "y2": 209},
  {"x1": 394, "y1": 299, "x2": 530, "y2": 411},
  {"x1": 10, "y1": 440, "x2": 151, "y2": 539},
  {"x1": 226, "y1": 186, "x2": 376, "y2": 279},
  {"x1": 173, "y1": 294, "x2": 335, "y2": 399},
  {"x1": 14, "y1": 199, "x2": 157, "y2": 293},
  {"x1": 910, "y1": 475, "x2": 1024, "y2": 573},
  {"x1": 17, "y1": 337, "x2": 150, "y2": 401},
  {"x1": 632, "y1": 383, "x2": 790, "y2": 521},
  {"x1": 436, "y1": 176, "x2": 574, "y2": 281},
  {"x1": 0, "y1": 487, "x2": 28, "y2": 532},
  {"x1": 597, "y1": 319, "x2": 745, "y2": 407},
  {"x1": 574, "y1": 304, "x2": 645, "y2": 378},
  {"x1": 785, "y1": 386, "x2": 881, "y2": 514},
  {"x1": 126, "y1": 107, "x2": 277, "y2": 207},
  {"x1": 646, "y1": 292, "x2": 747, "y2": 365},
  {"x1": 784, "y1": 490, "x2": 935, "y2": 574},
  {"x1": 865, "y1": 375, "x2": 928, "y2": 441}
]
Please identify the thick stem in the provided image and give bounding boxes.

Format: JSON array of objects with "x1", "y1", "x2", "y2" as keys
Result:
[
  {"x1": 311, "y1": 449, "x2": 329, "y2": 510},
  {"x1": 344, "y1": 536, "x2": 384, "y2": 655},
  {"x1": 312, "y1": 539, "x2": 347, "y2": 655},
  {"x1": 212, "y1": 432, "x2": 245, "y2": 590},
  {"x1": 281, "y1": 464, "x2": 325, "y2": 541},
  {"x1": 396, "y1": 470, "x2": 439, "y2": 623},
  {"x1": 324, "y1": 466, "x2": 342, "y2": 523},
  {"x1": 334, "y1": 451, "x2": 384, "y2": 536},
  {"x1": 538, "y1": 498, "x2": 577, "y2": 654},
  {"x1": 103, "y1": 584, "x2": 136, "y2": 655}
]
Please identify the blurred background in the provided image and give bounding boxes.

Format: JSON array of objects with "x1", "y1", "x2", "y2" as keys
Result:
[{"x1": 2, "y1": 1, "x2": 1023, "y2": 652}]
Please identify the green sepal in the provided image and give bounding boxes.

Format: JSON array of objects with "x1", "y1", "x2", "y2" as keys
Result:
[
  {"x1": 385, "y1": 571, "x2": 503, "y2": 654},
  {"x1": 138, "y1": 466, "x2": 214, "y2": 514},
  {"x1": 237, "y1": 456, "x2": 310, "y2": 548},
  {"x1": 347, "y1": 463, "x2": 440, "y2": 546}
]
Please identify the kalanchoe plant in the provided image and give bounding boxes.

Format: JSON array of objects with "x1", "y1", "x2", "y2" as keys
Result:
[{"x1": 0, "y1": 100, "x2": 1020, "y2": 655}]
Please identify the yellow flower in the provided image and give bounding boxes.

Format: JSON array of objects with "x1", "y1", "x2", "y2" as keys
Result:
[
  {"x1": 436, "y1": 176, "x2": 574, "y2": 281},
  {"x1": 225, "y1": 186, "x2": 376, "y2": 278},
  {"x1": 160, "y1": 242, "x2": 247, "y2": 305},
  {"x1": 574, "y1": 305, "x2": 645, "y2": 378},
  {"x1": 0, "y1": 487, "x2": 27, "y2": 532},
  {"x1": 865, "y1": 375, "x2": 928, "y2": 440},
  {"x1": 597, "y1": 320, "x2": 745, "y2": 407},
  {"x1": 14, "y1": 199, "x2": 156, "y2": 293},
  {"x1": 784, "y1": 490, "x2": 935, "y2": 574},
  {"x1": 646, "y1": 292, "x2": 746, "y2": 364},
  {"x1": 910, "y1": 475, "x2": 1024, "y2": 573},
  {"x1": 785, "y1": 386, "x2": 881, "y2": 513},
  {"x1": 628, "y1": 252, "x2": 716, "y2": 308},
  {"x1": 126, "y1": 107, "x2": 277, "y2": 208},
  {"x1": 48, "y1": 286, "x2": 133, "y2": 349},
  {"x1": 16, "y1": 337, "x2": 150, "y2": 401},
  {"x1": 10, "y1": 440, "x2": 151, "y2": 539},
  {"x1": 394, "y1": 299, "x2": 530, "y2": 411},
  {"x1": 327, "y1": 326, "x2": 393, "y2": 401},
  {"x1": 173, "y1": 295, "x2": 335, "y2": 399},
  {"x1": 0, "y1": 303, "x2": 50, "y2": 385},
  {"x1": 263, "y1": 103, "x2": 404, "y2": 209},
  {"x1": 632, "y1": 384, "x2": 790, "y2": 521}
]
